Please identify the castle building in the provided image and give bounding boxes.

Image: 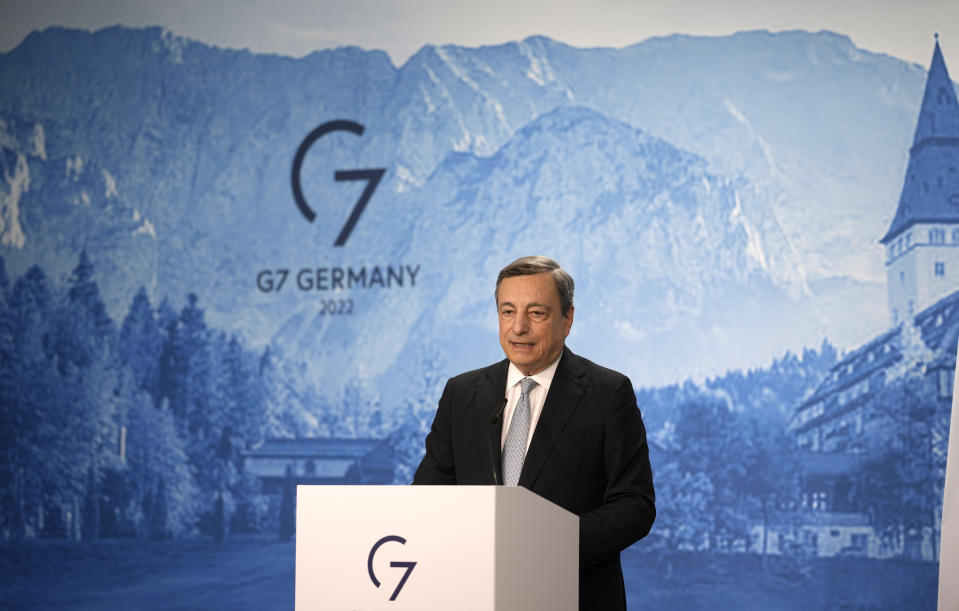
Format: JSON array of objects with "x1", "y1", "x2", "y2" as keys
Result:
[
  {"x1": 780, "y1": 39, "x2": 959, "y2": 561},
  {"x1": 881, "y1": 39, "x2": 959, "y2": 326}
]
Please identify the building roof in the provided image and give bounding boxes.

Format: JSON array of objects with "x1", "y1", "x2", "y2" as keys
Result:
[
  {"x1": 881, "y1": 40, "x2": 959, "y2": 244},
  {"x1": 242, "y1": 437, "x2": 395, "y2": 473},
  {"x1": 793, "y1": 288, "x2": 959, "y2": 429},
  {"x1": 244, "y1": 437, "x2": 386, "y2": 459}
]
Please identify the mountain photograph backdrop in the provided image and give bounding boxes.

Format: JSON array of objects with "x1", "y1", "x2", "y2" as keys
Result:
[{"x1": 1, "y1": 23, "x2": 954, "y2": 610}]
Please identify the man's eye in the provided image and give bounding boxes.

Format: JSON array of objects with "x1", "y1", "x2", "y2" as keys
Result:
[{"x1": 530, "y1": 311, "x2": 545, "y2": 318}]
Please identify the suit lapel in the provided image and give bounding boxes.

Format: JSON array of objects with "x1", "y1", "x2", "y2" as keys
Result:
[
  {"x1": 480, "y1": 360, "x2": 509, "y2": 484},
  {"x1": 518, "y1": 348, "x2": 587, "y2": 488}
]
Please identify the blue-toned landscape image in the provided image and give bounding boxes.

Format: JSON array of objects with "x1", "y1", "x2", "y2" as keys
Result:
[{"x1": 1, "y1": 21, "x2": 956, "y2": 609}]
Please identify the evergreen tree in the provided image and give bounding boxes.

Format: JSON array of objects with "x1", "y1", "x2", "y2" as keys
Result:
[
  {"x1": 0, "y1": 263, "x2": 14, "y2": 537},
  {"x1": 126, "y1": 381, "x2": 200, "y2": 539},
  {"x1": 56, "y1": 250, "x2": 115, "y2": 370},
  {"x1": 740, "y1": 412, "x2": 801, "y2": 560},
  {"x1": 2, "y1": 266, "x2": 59, "y2": 540},
  {"x1": 170, "y1": 293, "x2": 212, "y2": 433},
  {"x1": 119, "y1": 288, "x2": 162, "y2": 402},
  {"x1": 156, "y1": 297, "x2": 180, "y2": 411},
  {"x1": 648, "y1": 461, "x2": 715, "y2": 553},
  {"x1": 155, "y1": 294, "x2": 217, "y2": 525},
  {"x1": 55, "y1": 253, "x2": 121, "y2": 541},
  {"x1": 218, "y1": 335, "x2": 269, "y2": 533},
  {"x1": 676, "y1": 395, "x2": 750, "y2": 549},
  {"x1": 852, "y1": 374, "x2": 943, "y2": 559},
  {"x1": 222, "y1": 335, "x2": 268, "y2": 448},
  {"x1": 258, "y1": 345, "x2": 325, "y2": 438}
]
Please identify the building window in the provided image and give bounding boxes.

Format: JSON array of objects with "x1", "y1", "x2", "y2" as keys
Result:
[
  {"x1": 893, "y1": 308, "x2": 899, "y2": 324},
  {"x1": 909, "y1": 300, "x2": 915, "y2": 315},
  {"x1": 935, "y1": 262, "x2": 946, "y2": 277},
  {"x1": 812, "y1": 491, "x2": 827, "y2": 511},
  {"x1": 930, "y1": 228, "x2": 946, "y2": 244},
  {"x1": 940, "y1": 369, "x2": 954, "y2": 399},
  {"x1": 900, "y1": 271, "x2": 905, "y2": 284},
  {"x1": 952, "y1": 228, "x2": 959, "y2": 243}
]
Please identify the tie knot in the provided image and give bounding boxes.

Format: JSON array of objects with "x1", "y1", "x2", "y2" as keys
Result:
[{"x1": 520, "y1": 377, "x2": 538, "y2": 395}]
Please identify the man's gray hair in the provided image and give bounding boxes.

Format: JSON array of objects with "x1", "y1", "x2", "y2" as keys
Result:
[{"x1": 495, "y1": 256, "x2": 574, "y2": 316}]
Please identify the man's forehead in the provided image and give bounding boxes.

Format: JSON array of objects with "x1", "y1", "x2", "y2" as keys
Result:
[{"x1": 497, "y1": 273, "x2": 559, "y2": 300}]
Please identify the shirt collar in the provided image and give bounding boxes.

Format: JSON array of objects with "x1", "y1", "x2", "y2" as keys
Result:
[{"x1": 506, "y1": 352, "x2": 562, "y2": 394}]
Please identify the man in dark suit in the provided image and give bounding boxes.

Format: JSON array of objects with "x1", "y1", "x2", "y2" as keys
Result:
[{"x1": 413, "y1": 256, "x2": 655, "y2": 610}]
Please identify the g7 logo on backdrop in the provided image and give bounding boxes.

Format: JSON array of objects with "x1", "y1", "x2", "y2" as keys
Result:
[
  {"x1": 291, "y1": 120, "x2": 386, "y2": 246},
  {"x1": 367, "y1": 535, "x2": 416, "y2": 601}
]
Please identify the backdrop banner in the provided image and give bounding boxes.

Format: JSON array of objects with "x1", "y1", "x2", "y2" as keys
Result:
[{"x1": 1, "y1": 12, "x2": 956, "y2": 611}]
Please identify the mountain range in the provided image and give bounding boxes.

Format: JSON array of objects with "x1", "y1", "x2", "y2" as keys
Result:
[{"x1": 0, "y1": 25, "x2": 940, "y2": 394}]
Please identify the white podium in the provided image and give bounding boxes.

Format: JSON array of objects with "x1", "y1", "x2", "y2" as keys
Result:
[{"x1": 295, "y1": 485, "x2": 578, "y2": 610}]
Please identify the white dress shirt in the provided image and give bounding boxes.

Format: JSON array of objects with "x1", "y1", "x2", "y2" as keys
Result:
[{"x1": 500, "y1": 354, "x2": 562, "y2": 452}]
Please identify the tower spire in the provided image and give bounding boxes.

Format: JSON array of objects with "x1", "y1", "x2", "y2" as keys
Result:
[
  {"x1": 910, "y1": 38, "x2": 959, "y2": 149},
  {"x1": 880, "y1": 38, "x2": 959, "y2": 325},
  {"x1": 881, "y1": 38, "x2": 959, "y2": 244}
]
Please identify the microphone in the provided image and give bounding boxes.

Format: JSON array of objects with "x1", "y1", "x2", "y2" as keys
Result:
[
  {"x1": 487, "y1": 398, "x2": 508, "y2": 486},
  {"x1": 489, "y1": 397, "x2": 508, "y2": 424}
]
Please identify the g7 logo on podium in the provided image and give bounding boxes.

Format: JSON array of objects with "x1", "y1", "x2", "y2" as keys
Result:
[
  {"x1": 291, "y1": 120, "x2": 386, "y2": 246},
  {"x1": 367, "y1": 535, "x2": 416, "y2": 601}
]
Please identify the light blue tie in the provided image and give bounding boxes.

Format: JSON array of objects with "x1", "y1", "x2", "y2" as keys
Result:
[{"x1": 502, "y1": 377, "x2": 538, "y2": 486}]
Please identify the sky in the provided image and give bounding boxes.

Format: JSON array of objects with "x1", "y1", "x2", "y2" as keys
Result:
[{"x1": 0, "y1": 0, "x2": 957, "y2": 68}]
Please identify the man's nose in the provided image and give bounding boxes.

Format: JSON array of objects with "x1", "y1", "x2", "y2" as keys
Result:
[{"x1": 512, "y1": 312, "x2": 530, "y2": 334}]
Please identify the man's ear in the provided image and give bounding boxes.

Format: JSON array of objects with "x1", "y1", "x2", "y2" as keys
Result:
[{"x1": 564, "y1": 305, "x2": 574, "y2": 337}]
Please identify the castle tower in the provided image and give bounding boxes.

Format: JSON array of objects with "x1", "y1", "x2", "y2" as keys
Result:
[{"x1": 881, "y1": 38, "x2": 959, "y2": 325}]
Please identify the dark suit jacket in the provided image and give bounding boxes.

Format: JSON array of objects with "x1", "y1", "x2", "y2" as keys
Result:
[{"x1": 413, "y1": 347, "x2": 655, "y2": 610}]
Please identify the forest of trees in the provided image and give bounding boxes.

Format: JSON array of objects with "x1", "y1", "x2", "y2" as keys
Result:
[
  {"x1": 1, "y1": 252, "x2": 949, "y2": 561},
  {"x1": 633, "y1": 346, "x2": 838, "y2": 554},
  {"x1": 0, "y1": 253, "x2": 272, "y2": 542},
  {"x1": 634, "y1": 338, "x2": 949, "y2": 561}
]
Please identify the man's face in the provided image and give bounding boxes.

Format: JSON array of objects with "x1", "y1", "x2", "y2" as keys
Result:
[{"x1": 497, "y1": 272, "x2": 574, "y2": 376}]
